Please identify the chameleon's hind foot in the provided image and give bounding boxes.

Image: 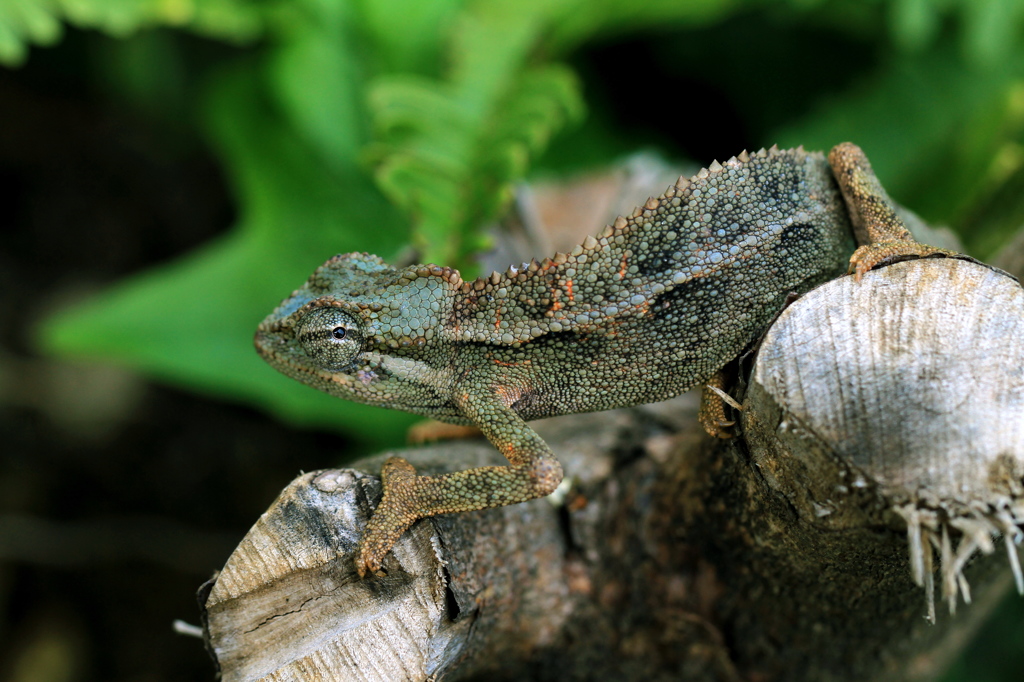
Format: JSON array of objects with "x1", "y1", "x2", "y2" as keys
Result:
[
  {"x1": 699, "y1": 372, "x2": 739, "y2": 439},
  {"x1": 829, "y1": 143, "x2": 958, "y2": 281},
  {"x1": 848, "y1": 241, "x2": 956, "y2": 281}
]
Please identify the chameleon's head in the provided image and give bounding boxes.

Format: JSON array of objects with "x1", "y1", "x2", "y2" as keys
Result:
[{"x1": 254, "y1": 252, "x2": 463, "y2": 414}]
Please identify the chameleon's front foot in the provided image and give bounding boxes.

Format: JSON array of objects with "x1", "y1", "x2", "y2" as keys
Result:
[
  {"x1": 355, "y1": 457, "x2": 420, "y2": 577},
  {"x1": 353, "y1": 426, "x2": 565, "y2": 577}
]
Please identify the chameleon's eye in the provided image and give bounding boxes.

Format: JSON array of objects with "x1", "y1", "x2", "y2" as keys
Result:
[{"x1": 296, "y1": 308, "x2": 363, "y2": 371}]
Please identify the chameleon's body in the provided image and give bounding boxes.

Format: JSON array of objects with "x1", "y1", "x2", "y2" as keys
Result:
[{"x1": 255, "y1": 144, "x2": 948, "y2": 575}]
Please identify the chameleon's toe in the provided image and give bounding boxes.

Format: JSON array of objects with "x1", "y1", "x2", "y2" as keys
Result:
[
  {"x1": 848, "y1": 241, "x2": 956, "y2": 281},
  {"x1": 355, "y1": 457, "x2": 421, "y2": 578}
]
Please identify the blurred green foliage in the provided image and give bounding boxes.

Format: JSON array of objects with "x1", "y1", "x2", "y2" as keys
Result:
[
  {"x1": 10, "y1": 0, "x2": 1024, "y2": 454},
  {"x1": 0, "y1": 0, "x2": 261, "y2": 64}
]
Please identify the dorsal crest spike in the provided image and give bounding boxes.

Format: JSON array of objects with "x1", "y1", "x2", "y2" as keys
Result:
[
  {"x1": 644, "y1": 197, "x2": 660, "y2": 210},
  {"x1": 614, "y1": 216, "x2": 628, "y2": 230},
  {"x1": 738, "y1": 149, "x2": 750, "y2": 162},
  {"x1": 675, "y1": 175, "x2": 691, "y2": 190},
  {"x1": 709, "y1": 159, "x2": 723, "y2": 172}
]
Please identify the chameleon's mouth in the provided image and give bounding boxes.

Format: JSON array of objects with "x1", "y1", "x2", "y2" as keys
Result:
[{"x1": 253, "y1": 328, "x2": 360, "y2": 391}]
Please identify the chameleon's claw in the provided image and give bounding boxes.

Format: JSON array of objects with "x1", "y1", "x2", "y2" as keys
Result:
[{"x1": 701, "y1": 419, "x2": 735, "y2": 439}]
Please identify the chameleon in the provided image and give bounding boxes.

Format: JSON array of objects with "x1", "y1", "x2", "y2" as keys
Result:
[{"x1": 255, "y1": 143, "x2": 952, "y2": 576}]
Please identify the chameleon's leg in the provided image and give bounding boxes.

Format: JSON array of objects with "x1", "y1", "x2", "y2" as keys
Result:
[
  {"x1": 698, "y1": 371, "x2": 737, "y2": 439},
  {"x1": 828, "y1": 143, "x2": 956, "y2": 280},
  {"x1": 355, "y1": 391, "x2": 562, "y2": 577}
]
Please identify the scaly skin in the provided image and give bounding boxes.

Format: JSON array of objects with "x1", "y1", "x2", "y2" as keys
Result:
[
  {"x1": 829, "y1": 142, "x2": 957, "y2": 278},
  {"x1": 255, "y1": 143, "x2": 950, "y2": 576}
]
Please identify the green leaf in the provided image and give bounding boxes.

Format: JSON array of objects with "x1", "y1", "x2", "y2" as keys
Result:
[
  {"x1": 267, "y1": 2, "x2": 364, "y2": 167},
  {"x1": 542, "y1": 0, "x2": 740, "y2": 53},
  {"x1": 0, "y1": 0, "x2": 262, "y2": 66},
  {"x1": 772, "y1": 44, "x2": 1024, "y2": 239},
  {"x1": 365, "y1": 0, "x2": 585, "y2": 267},
  {"x1": 890, "y1": 0, "x2": 941, "y2": 51},
  {"x1": 37, "y1": 64, "x2": 415, "y2": 446},
  {"x1": 354, "y1": 0, "x2": 463, "y2": 74},
  {"x1": 961, "y1": 0, "x2": 1024, "y2": 67}
]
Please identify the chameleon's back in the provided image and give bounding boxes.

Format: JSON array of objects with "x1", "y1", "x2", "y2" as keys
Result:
[{"x1": 453, "y1": 147, "x2": 854, "y2": 418}]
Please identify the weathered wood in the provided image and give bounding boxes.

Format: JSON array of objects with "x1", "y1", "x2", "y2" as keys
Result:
[
  {"x1": 725, "y1": 257, "x2": 1024, "y2": 680},
  {"x1": 747, "y1": 260, "x2": 1024, "y2": 623},
  {"x1": 202, "y1": 469, "x2": 459, "y2": 681},
  {"x1": 203, "y1": 258, "x2": 1024, "y2": 681}
]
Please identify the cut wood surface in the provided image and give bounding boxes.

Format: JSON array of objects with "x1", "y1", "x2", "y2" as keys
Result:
[
  {"x1": 746, "y1": 258, "x2": 1024, "y2": 619},
  {"x1": 203, "y1": 258, "x2": 1024, "y2": 681}
]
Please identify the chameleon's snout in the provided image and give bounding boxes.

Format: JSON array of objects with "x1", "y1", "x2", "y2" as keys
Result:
[{"x1": 253, "y1": 329, "x2": 275, "y2": 360}]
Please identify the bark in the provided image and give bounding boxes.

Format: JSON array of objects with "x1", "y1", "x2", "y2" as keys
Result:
[{"x1": 202, "y1": 258, "x2": 1024, "y2": 681}]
